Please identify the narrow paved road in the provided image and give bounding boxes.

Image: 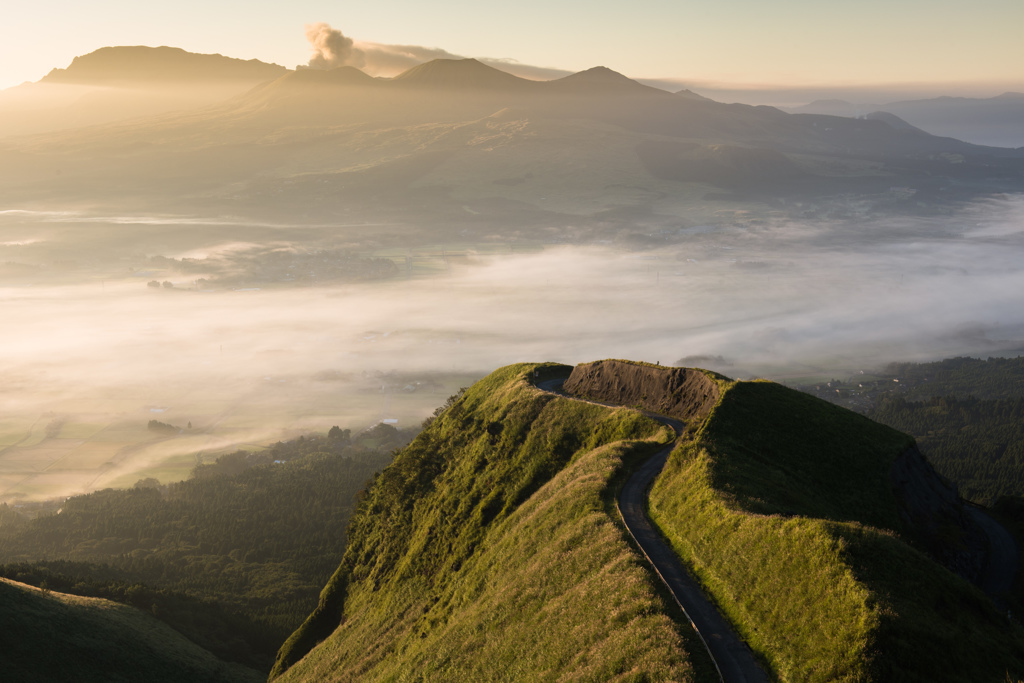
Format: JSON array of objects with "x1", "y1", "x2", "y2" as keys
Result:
[{"x1": 537, "y1": 378, "x2": 768, "y2": 683}]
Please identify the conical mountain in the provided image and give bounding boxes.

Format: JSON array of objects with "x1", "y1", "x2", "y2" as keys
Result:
[
  {"x1": 548, "y1": 65, "x2": 666, "y2": 95},
  {"x1": 391, "y1": 58, "x2": 536, "y2": 90}
]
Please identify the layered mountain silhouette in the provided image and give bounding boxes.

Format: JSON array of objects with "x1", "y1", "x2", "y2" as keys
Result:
[
  {"x1": 2, "y1": 48, "x2": 1023, "y2": 230},
  {"x1": 789, "y1": 92, "x2": 1024, "y2": 148}
]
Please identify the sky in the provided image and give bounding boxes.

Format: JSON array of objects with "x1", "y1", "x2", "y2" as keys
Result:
[{"x1": 1, "y1": 0, "x2": 1022, "y2": 96}]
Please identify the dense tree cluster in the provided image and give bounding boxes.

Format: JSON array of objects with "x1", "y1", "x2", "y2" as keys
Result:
[
  {"x1": 795, "y1": 356, "x2": 1024, "y2": 505},
  {"x1": 147, "y1": 419, "x2": 181, "y2": 433},
  {"x1": 870, "y1": 395, "x2": 1024, "y2": 505},
  {"x1": 885, "y1": 356, "x2": 1024, "y2": 401}
]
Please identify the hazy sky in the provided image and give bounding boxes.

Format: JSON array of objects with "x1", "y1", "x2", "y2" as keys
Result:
[{"x1": 1, "y1": 0, "x2": 1022, "y2": 93}]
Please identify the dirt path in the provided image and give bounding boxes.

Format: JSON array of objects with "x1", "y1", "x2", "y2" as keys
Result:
[{"x1": 537, "y1": 378, "x2": 767, "y2": 683}]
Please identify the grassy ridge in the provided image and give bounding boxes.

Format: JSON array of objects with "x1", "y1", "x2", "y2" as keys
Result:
[
  {"x1": 0, "y1": 578, "x2": 262, "y2": 683},
  {"x1": 272, "y1": 363, "x2": 703, "y2": 682},
  {"x1": 649, "y1": 380, "x2": 1024, "y2": 682}
]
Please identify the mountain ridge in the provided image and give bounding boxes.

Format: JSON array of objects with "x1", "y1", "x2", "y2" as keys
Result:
[
  {"x1": 272, "y1": 360, "x2": 1024, "y2": 682},
  {"x1": 41, "y1": 45, "x2": 288, "y2": 85}
]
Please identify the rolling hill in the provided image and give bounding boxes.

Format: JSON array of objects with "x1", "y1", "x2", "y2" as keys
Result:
[
  {"x1": 270, "y1": 360, "x2": 1024, "y2": 682},
  {"x1": 789, "y1": 93, "x2": 1024, "y2": 149},
  {"x1": 0, "y1": 577, "x2": 262, "y2": 683}
]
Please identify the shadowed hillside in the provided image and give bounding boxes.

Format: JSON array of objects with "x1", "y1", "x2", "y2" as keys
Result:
[
  {"x1": 647, "y1": 373, "x2": 1024, "y2": 682},
  {"x1": 0, "y1": 577, "x2": 262, "y2": 683}
]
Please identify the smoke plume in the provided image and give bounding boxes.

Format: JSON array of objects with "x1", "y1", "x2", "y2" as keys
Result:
[
  {"x1": 299, "y1": 23, "x2": 571, "y2": 80},
  {"x1": 303, "y1": 23, "x2": 365, "y2": 70}
]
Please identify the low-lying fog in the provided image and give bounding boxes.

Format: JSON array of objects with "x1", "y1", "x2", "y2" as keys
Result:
[{"x1": 2, "y1": 195, "x2": 1023, "y2": 503}]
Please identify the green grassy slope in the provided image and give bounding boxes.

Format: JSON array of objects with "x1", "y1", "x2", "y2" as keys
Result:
[
  {"x1": 271, "y1": 363, "x2": 706, "y2": 682},
  {"x1": 649, "y1": 379, "x2": 1024, "y2": 682},
  {"x1": 0, "y1": 577, "x2": 262, "y2": 683}
]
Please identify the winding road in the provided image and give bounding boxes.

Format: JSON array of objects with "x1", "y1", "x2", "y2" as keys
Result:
[{"x1": 537, "y1": 378, "x2": 768, "y2": 683}]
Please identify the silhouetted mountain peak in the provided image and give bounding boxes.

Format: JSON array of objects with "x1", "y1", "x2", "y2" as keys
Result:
[
  {"x1": 391, "y1": 58, "x2": 531, "y2": 89},
  {"x1": 559, "y1": 66, "x2": 632, "y2": 84},
  {"x1": 550, "y1": 66, "x2": 663, "y2": 95},
  {"x1": 862, "y1": 110, "x2": 927, "y2": 134},
  {"x1": 41, "y1": 46, "x2": 288, "y2": 86},
  {"x1": 674, "y1": 88, "x2": 712, "y2": 101}
]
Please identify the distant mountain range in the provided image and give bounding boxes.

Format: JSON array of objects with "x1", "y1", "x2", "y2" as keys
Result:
[
  {"x1": 1, "y1": 46, "x2": 1022, "y2": 235},
  {"x1": 787, "y1": 93, "x2": 1024, "y2": 149}
]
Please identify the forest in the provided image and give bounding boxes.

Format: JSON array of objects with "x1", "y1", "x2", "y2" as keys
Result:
[
  {"x1": 0, "y1": 422, "x2": 415, "y2": 671},
  {"x1": 870, "y1": 394, "x2": 1024, "y2": 505},
  {"x1": 795, "y1": 355, "x2": 1024, "y2": 505}
]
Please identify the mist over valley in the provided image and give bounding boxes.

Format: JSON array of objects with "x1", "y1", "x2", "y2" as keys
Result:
[
  {"x1": 3, "y1": 27, "x2": 1024, "y2": 682},
  {"x1": 2, "y1": 192, "x2": 1024, "y2": 504}
]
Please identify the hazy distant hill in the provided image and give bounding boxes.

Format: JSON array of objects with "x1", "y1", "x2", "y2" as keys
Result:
[
  {"x1": 272, "y1": 361, "x2": 1024, "y2": 682},
  {"x1": 391, "y1": 57, "x2": 532, "y2": 89},
  {"x1": 0, "y1": 46, "x2": 288, "y2": 138},
  {"x1": 41, "y1": 45, "x2": 288, "y2": 85},
  {"x1": 789, "y1": 93, "x2": 1024, "y2": 148}
]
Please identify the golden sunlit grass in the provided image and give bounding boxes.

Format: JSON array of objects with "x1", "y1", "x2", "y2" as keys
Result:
[{"x1": 273, "y1": 363, "x2": 710, "y2": 682}]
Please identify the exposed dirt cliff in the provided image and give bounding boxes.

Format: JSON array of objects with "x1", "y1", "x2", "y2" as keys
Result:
[{"x1": 563, "y1": 359, "x2": 721, "y2": 422}]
